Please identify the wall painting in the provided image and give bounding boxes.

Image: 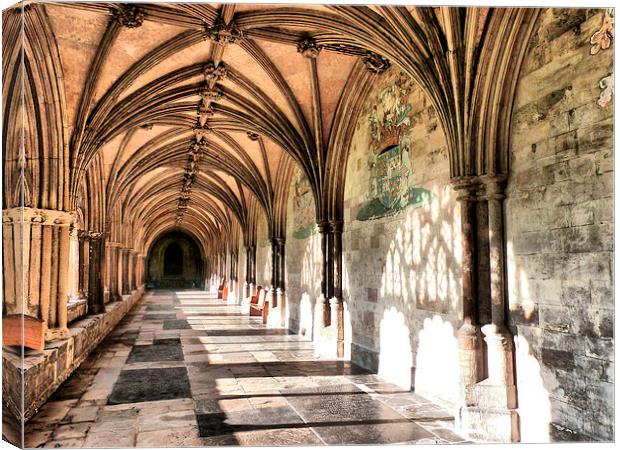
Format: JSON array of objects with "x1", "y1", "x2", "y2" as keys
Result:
[
  {"x1": 356, "y1": 74, "x2": 433, "y2": 222},
  {"x1": 292, "y1": 170, "x2": 316, "y2": 239}
]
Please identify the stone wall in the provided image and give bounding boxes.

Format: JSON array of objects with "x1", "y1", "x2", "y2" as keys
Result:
[
  {"x1": 3, "y1": 287, "x2": 145, "y2": 422},
  {"x1": 506, "y1": 8, "x2": 614, "y2": 442},
  {"x1": 284, "y1": 167, "x2": 321, "y2": 338},
  {"x1": 256, "y1": 215, "x2": 272, "y2": 287},
  {"x1": 342, "y1": 67, "x2": 462, "y2": 401}
]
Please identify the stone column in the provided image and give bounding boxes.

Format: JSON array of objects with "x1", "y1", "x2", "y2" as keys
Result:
[
  {"x1": 479, "y1": 175, "x2": 518, "y2": 441},
  {"x1": 330, "y1": 220, "x2": 345, "y2": 357},
  {"x1": 317, "y1": 221, "x2": 330, "y2": 326},
  {"x1": 77, "y1": 231, "x2": 88, "y2": 298},
  {"x1": 142, "y1": 256, "x2": 147, "y2": 285},
  {"x1": 129, "y1": 250, "x2": 137, "y2": 291},
  {"x1": 2, "y1": 208, "x2": 78, "y2": 346},
  {"x1": 106, "y1": 243, "x2": 122, "y2": 302},
  {"x1": 87, "y1": 232, "x2": 106, "y2": 314},
  {"x1": 450, "y1": 177, "x2": 485, "y2": 403},
  {"x1": 277, "y1": 238, "x2": 286, "y2": 291},
  {"x1": 121, "y1": 248, "x2": 130, "y2": 294}
]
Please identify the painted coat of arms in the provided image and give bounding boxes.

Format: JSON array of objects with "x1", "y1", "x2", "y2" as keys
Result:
[
  {"x1": 292, "y1": 171, "x2": 316, "y2": 239},
  {"x1": 356, "y1": 74, "x2": 433, "y2": 221}
]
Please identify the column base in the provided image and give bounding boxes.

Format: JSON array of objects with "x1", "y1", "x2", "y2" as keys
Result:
[
  {"x1": 459, "y1": 405, "x2": 519, "y2": 442},
  {"x1": 456, "y1": 324, "x2": 485, "y2": 405}
]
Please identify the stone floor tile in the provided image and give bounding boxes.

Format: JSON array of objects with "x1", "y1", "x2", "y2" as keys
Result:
[
  {"x1": 30, "y1": 400, "x2": 78, "y2": 424},
  {"x1": 25, "y1": 290, "x2": 467, "y2": 447},
  {"x1": 60, "y1": 406, "x2": 99, "y2": 424},
  {"x1": 137, "y1": 409, "x2": 197, "y2": 432},
  {"x1": 52, "y1": 423, "x2": 91, "y2": 440},
  {"x1": 234, "y1": 427, "x2": 324, "y2": 446},
  {"x1": 83, "y1": 430, "x2": 136, "y2": 448},
  {"x1": 24, "y1": 429, "x2": 53, "y2": 448},
  {"x1": 135, "y1": 426, "x2": 202, "y2": 447},
  {"x1": 44, "y1": 438, "x2": 87, "y2": 448},
  {"x1": 107, "y1": 367, "x2": 191, "y2": 404}
]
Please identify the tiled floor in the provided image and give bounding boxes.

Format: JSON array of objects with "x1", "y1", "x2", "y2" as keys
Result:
[{"x1": 25, "y1": 290, "x2": 469, "y2": 447}]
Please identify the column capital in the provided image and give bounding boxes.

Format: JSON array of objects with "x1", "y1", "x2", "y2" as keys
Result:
[
  {"x1": 480, "y1": 174, "x2": 508, "y2": 201},
  {"x1": 450, "y1": 176, "x2": 481, "y2": 201},
  {"x1": 2, "y1": 207, "x2": 78, "y2": 226},
  {"x1": 317, "y1": 220, "x2": 330, "y2": 233},
  {"x1": 329, "y1": 219, "x2": 343, "y2": 233}
]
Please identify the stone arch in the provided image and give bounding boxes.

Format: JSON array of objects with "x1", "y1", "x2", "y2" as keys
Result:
[{"x1": 146, "y1": 230, "x2": 204, "y2": 288}]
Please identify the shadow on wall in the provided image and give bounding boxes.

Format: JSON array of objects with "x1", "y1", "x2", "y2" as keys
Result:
[
  {"x1": 285, "y1": 233, "x2": 321, "y2": 339},
  {"x1": 413, "y1": 315, "x2": 459, "y2": 403},
  {"x1": 507, "y1": 240, "x2": 552, "y2": 442},
  {"x1": 343, "y1": 184, "x2": 463, "y2": 405}
]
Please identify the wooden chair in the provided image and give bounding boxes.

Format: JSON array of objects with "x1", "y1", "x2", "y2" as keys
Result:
[
  {"x1": 217, "y1": 280, "x2": 225, "y2": 299},
  {"x1": 249, "y1": 287, "x2": 270, "y2": 324}
]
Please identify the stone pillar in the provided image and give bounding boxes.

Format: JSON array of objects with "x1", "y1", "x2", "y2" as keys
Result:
[
  {"x1": 277, "y1": 238, "x2": 286, "y2": 291},
  {"x1": 129, "y1": 250, "x2": 137, "y2": 291},
  {"x1": 106, "y1": 243, "x2": 122, "y2": 302},
  {"x1": 451, "y1": 177, "x2": 485, "y2": 404},
  {"x1": 2, "y1": 208, "x2": 78, "y2": 347},
  {"x1": 121, "y1": 248, "x2": 130, "y2": 294},
  {"x1": 87, "y1": 232, "x2": 106, "y2": 314},
  {"x1": 77, "y1": 231, "x2": 88, "y2": 298},
  {"x1": 317, "y1": 221, "x2": 330, "y2": 326},
  {"x1": 330, "y1": 220, "x2": 345, "y2": 357},
  {"x1": 269, "y1": 240, "x2": 278, "y2": 307},
  {"x1": 479, "y1": 175, "x2": 518, "y2": 442},
  {"x1": 142, "y1": 256, "x2": 147, "y2": 285}
]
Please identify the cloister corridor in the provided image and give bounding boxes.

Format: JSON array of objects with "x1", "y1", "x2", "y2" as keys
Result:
[
  {"x1": 21, "y1": 290, "x2": 468, "y2": 447},
  {"x1": 2, "y1": 2, "x2": 614, "y2": 445}
]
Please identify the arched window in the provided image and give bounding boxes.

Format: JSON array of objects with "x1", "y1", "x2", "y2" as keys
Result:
[{"x1": 163, "y1": 242, "x2": 183, "y2": 276}]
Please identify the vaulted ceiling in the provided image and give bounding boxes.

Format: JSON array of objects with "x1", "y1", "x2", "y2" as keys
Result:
[{"x1": 3, "y1": 2, "x2": 540, "y2": 256}]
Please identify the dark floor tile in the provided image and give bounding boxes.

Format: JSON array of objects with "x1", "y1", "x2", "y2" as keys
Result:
[
  {"x1": 126, "y1": 338, "x2": 184, "y2": 363},
  {"x1": 146, "y1": 305, "x2": 174, "y2": 311},
  {"x1": 163, "y1": 319, "x2": 192, "y2": 330},
  {"x1": 107, "y1": 367, "x2": 191, "y2": 405},
  {"x1": 285, "y1": 389, "x2": 403, "y2": 423},
  {"x1": 206, "y1": 329, "x2": 293, "y2": 337},
  {"x1": 143, "y1": 313, "x2": 177, "y2": 320},
  {"x1": 312, "y1": 420, "x2": 434, "y2": 445},
  {"x1": 196, "y1": 406, "x2": 304, "y2": 437}
]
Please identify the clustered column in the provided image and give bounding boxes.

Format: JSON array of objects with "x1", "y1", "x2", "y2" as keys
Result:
[
  {"x1": 244, "y1": 244, "x2": 256, "y2": 297},
  {"x1": 316, "y1": 219, "x2": 346, "y2": 357},
  {"x1": 87, "y1": 232, "x2": 106, "y2": 314},
  {"x1": 2, "y1": 208, "x2": 76, "y2": 347},
  {"x1": 451, "y1": 177, "x2": 485, "y2": 402},
  {"x1": 452, "y1": 174, "x2": 518, "y2": 441}
]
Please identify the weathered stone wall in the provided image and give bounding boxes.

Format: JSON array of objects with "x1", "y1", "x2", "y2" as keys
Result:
[
  {"x1": 342, "y1": 67, "x2": 462, "y2": 401},
  {"x1": 256, "y1": 215, "x2": 272, "y2": 287},
  {"x1": 238, "y1": 235, "x2": 247, "y2": 296},
  {"x1": 284, "y1": 167, "x2": 321, "y2": 338},
  {"x1": 3, "y1": 287, "x2": 145, "y2": 423},
  {"x1": 506, "y1": 9, "x2": 614, "y2": 442}
]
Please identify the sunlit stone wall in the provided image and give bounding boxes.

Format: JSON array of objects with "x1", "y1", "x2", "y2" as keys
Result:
[
  {"x1": 283, "y1": 167, "x2": 322, "y2": 338},
  {"x1": 342, "y1": 67, "x2": 462, "y2": 404},
  {"x1": 506, "y1": 9, "x2": 614, "y2": 442},
  {"x1": 256, "y1": 214, "x2": 272, "y2": 287}
]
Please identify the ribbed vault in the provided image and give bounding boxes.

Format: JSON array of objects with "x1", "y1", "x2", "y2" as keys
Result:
[{"x1": 3, "y1": 2, "x2": 540, "y2": 262}]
